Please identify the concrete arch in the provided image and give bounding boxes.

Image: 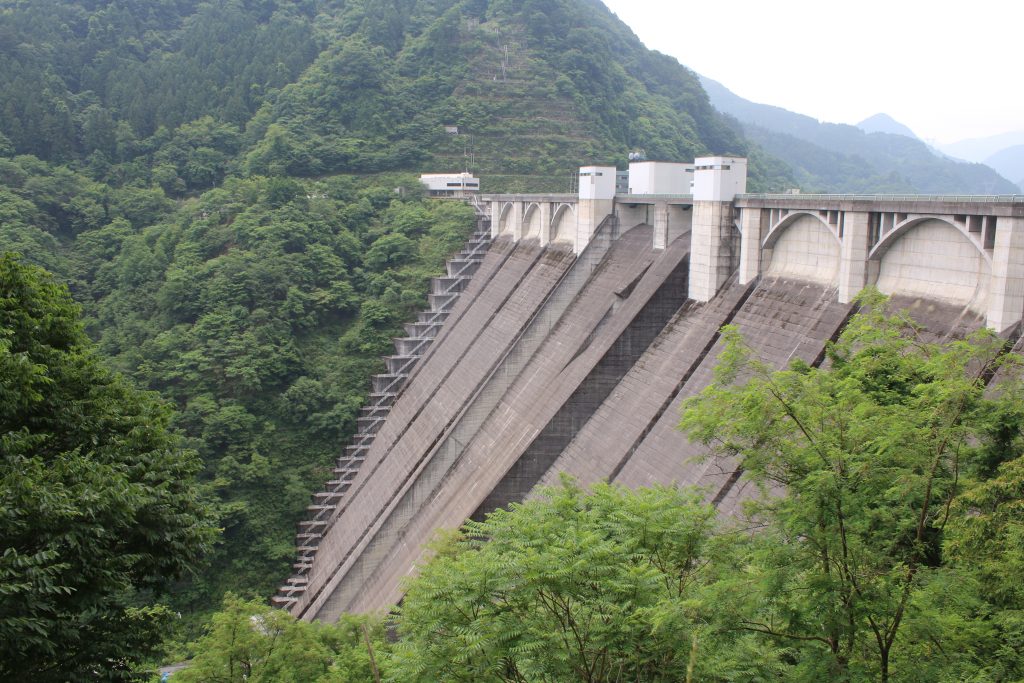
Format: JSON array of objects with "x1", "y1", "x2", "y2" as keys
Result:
[
  {"x1": 550, "y1": 203, "x2": 576, "y2": 244},
  {"x1": 497, "y1": 202, "x2": 514, "y2": 235},
  {"x1": 761, "y1": 211, "x2": 841, "y2": 250},
  {"x1": 763, "y1": 212, "x2": 841, "y2": 285},
  {"x1": 522, "y1": 202, "x2": 542, "y2": 240},
  {"x1": 871, "y1": 216, "x2": 991, "y2": 311},
  {"x1": 868, "y1": 215, "x2": 992, "y2": 266}
]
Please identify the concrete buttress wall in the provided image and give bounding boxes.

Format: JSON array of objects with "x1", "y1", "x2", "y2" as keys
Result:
[
  {"x1": 689, "y1": 200, "x2": 736, "y2": 301},
  {"x1": 300, "y1": 238, "x2": 579, "y2": 620},
  {"x1": 348, "y1": 224, "x2": 669, "y2": 612}
]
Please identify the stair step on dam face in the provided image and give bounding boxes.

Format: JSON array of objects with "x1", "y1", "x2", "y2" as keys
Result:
[
  {"x1": 393, "y1": 337, "x2": 430, "y2": 356},
  {"x1": 415, "y1": 309, "x2": 448, "y2": 324},
  {"x1": 358, "y1": 405, "x2": 389, "y2": 419},
  {"x1": 403, "y1": 322, "x2": 440, "y2": 339},
  {"x1": 431, "y1": 276, "x2": 469, "y2": 294},
  {"x1": 274, "y1": 219, "x2": 494, "y2": 607},
  {"x1": 427, "y1": 292, "x2": 459, "y2": 309},
  {"x1": 446, "y1": 259, "x2": 480, "y2": 278},
  {"x1": 370, "y1": 374, "x2": 406, "y2": 395},
  {"x1": 383, "y1": 355, "x2": 418, "y2": 375}
]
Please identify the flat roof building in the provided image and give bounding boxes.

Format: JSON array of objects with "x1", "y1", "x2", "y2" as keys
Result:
[
  {"x1": 420, "y1": 172, "x2": 480, "y2": 197},
  {"x1": 627, "y1": 161, "x2": 695, "y2": 195}
]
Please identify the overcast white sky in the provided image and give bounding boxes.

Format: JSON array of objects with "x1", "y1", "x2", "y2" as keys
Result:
[{"x1": 599, "y1": 0, "x2": 1023, "y2": 144}]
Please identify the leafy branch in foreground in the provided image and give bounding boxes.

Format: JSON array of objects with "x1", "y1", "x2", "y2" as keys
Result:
[
  {"x1": 680, "y1": 290, "x2": 1024, "y2": 682},
  {"x1": 391, "y1": 479, "x2": 768, "y2": 683}
]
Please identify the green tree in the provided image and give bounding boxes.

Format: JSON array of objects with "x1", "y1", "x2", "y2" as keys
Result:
[
  {"x1": 392, "y1": 479, "x2": 736, "y2": 683},
  {"x1": 176, "y1": 594, "x2": 389, "y2": 683},
  {"x1": 0, "y1": 254, "x2": 216, "y2": 681},
  {"x1": 679, "y1": 291, "x2": 1024, "y2": 682},
  {"x1": 944, "y1": 450, "x2": 1024, "y2": 680}
]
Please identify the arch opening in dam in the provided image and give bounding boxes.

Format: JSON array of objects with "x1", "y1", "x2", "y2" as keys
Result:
[
  {"x1": 550, "y1": 203, "x2": 576, "y2": 244},
  {"x1": 522, "y1": 202, "x2": 542, "y2": 240},
  {"x1": 497, "y1": 202, "x2": 513, "y2": 236},
  {"x1": 873, "y1": 217, "x2": 992, "y2": 312},
  {"x1": 763, "y1": 212, "x2": 841, "y2": 286}
]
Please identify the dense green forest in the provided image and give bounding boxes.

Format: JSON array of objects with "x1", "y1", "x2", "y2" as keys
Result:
[
  {"x1": 0, "y1": 254, "x2": 216, "y2": 680},
  {"x1": 0, "y1": 0, "x2": 791, "y2": 193}
]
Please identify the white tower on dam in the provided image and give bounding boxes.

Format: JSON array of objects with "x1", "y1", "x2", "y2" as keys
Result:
[
  {"x1": 688, "y1": 156, "x2": 748, "y2": 302},
  {"x1": 576, "y1": 165, "x2": 617, "y2": 253}
]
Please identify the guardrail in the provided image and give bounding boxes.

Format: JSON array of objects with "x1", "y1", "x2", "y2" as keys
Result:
[
  {"x1": 479, "y1": 192, "x2": 1024, "y2": 204},
  {"x1": 738, "y1": 193, "x2": 1024, "y2": 203}
]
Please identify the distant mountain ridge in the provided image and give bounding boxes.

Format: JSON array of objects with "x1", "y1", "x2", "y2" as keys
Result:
[
  {"x1": 699, "y1": 75, "x2": 1017, "y2": 194},
  {"x1": 938, "y1": 131, "x2": 1024, "y2": 163},
  {"x1": 857, "y1": 113, "x2": 920, "y2": 141},
  {"x1": 936, "y1": 131, "x2": 1024, "y2": 193}
]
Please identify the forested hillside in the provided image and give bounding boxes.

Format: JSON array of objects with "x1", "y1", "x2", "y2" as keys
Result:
[
  {"x1": 0, "y1": 0, "x2": 790, "y2": 193},
  {"x1": 0, "y1": 0, "x2": 797, "y2": 634}
]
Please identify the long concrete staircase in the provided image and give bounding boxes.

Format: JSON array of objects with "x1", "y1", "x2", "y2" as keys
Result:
[{"x1": 272, "y1": 214, "x2": 492, "y2": 609}]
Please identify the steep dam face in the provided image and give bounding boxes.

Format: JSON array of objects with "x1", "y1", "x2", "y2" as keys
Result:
[{"x1": 283, "y1": 187, "x2": 1020, "y2": 619}]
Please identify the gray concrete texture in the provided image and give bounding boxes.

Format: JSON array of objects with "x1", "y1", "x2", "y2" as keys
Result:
[
  {"x1": 290, "y1": 195, "x2": 1020, "y2": 621},
  {"x1": 344, "y1": 225, "x2": 669, "y2": 613},
  {"x1": 297, "y1": 238, "x2": 578, "y2": 620}
]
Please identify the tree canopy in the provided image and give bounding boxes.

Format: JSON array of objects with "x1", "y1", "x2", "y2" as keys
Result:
[
  {"x1": 679, "y1": 292, "x2": 1024, "y2": 681},
  {"x1": 0, "y1": 253, "x2": 216, "y2": 681},
  {"x1": 393, "y1": 479, "x2": 735, "y2": 682}
]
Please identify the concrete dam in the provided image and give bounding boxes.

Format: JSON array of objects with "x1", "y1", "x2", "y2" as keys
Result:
[{"x1": 274, "y1": 157, "x2": 1024, "y2": 620}]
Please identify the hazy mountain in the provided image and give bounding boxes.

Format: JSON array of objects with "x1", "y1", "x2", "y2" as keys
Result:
[
  {"x1": 700, "y1": 75, "x2": 1017, "y2": 194},
  {"x1": 698, "y1": 76, "x2": 824, "y2": 140},
  {"x1": 939, "y1": 131, "x2": 1024, "y2": 163},
  {"x1": 984, "y1": 145, "x2": 1024, "y2": 191},
  {"x1": 857, "y1": 113, "x2": 919, "y2": 140}
]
